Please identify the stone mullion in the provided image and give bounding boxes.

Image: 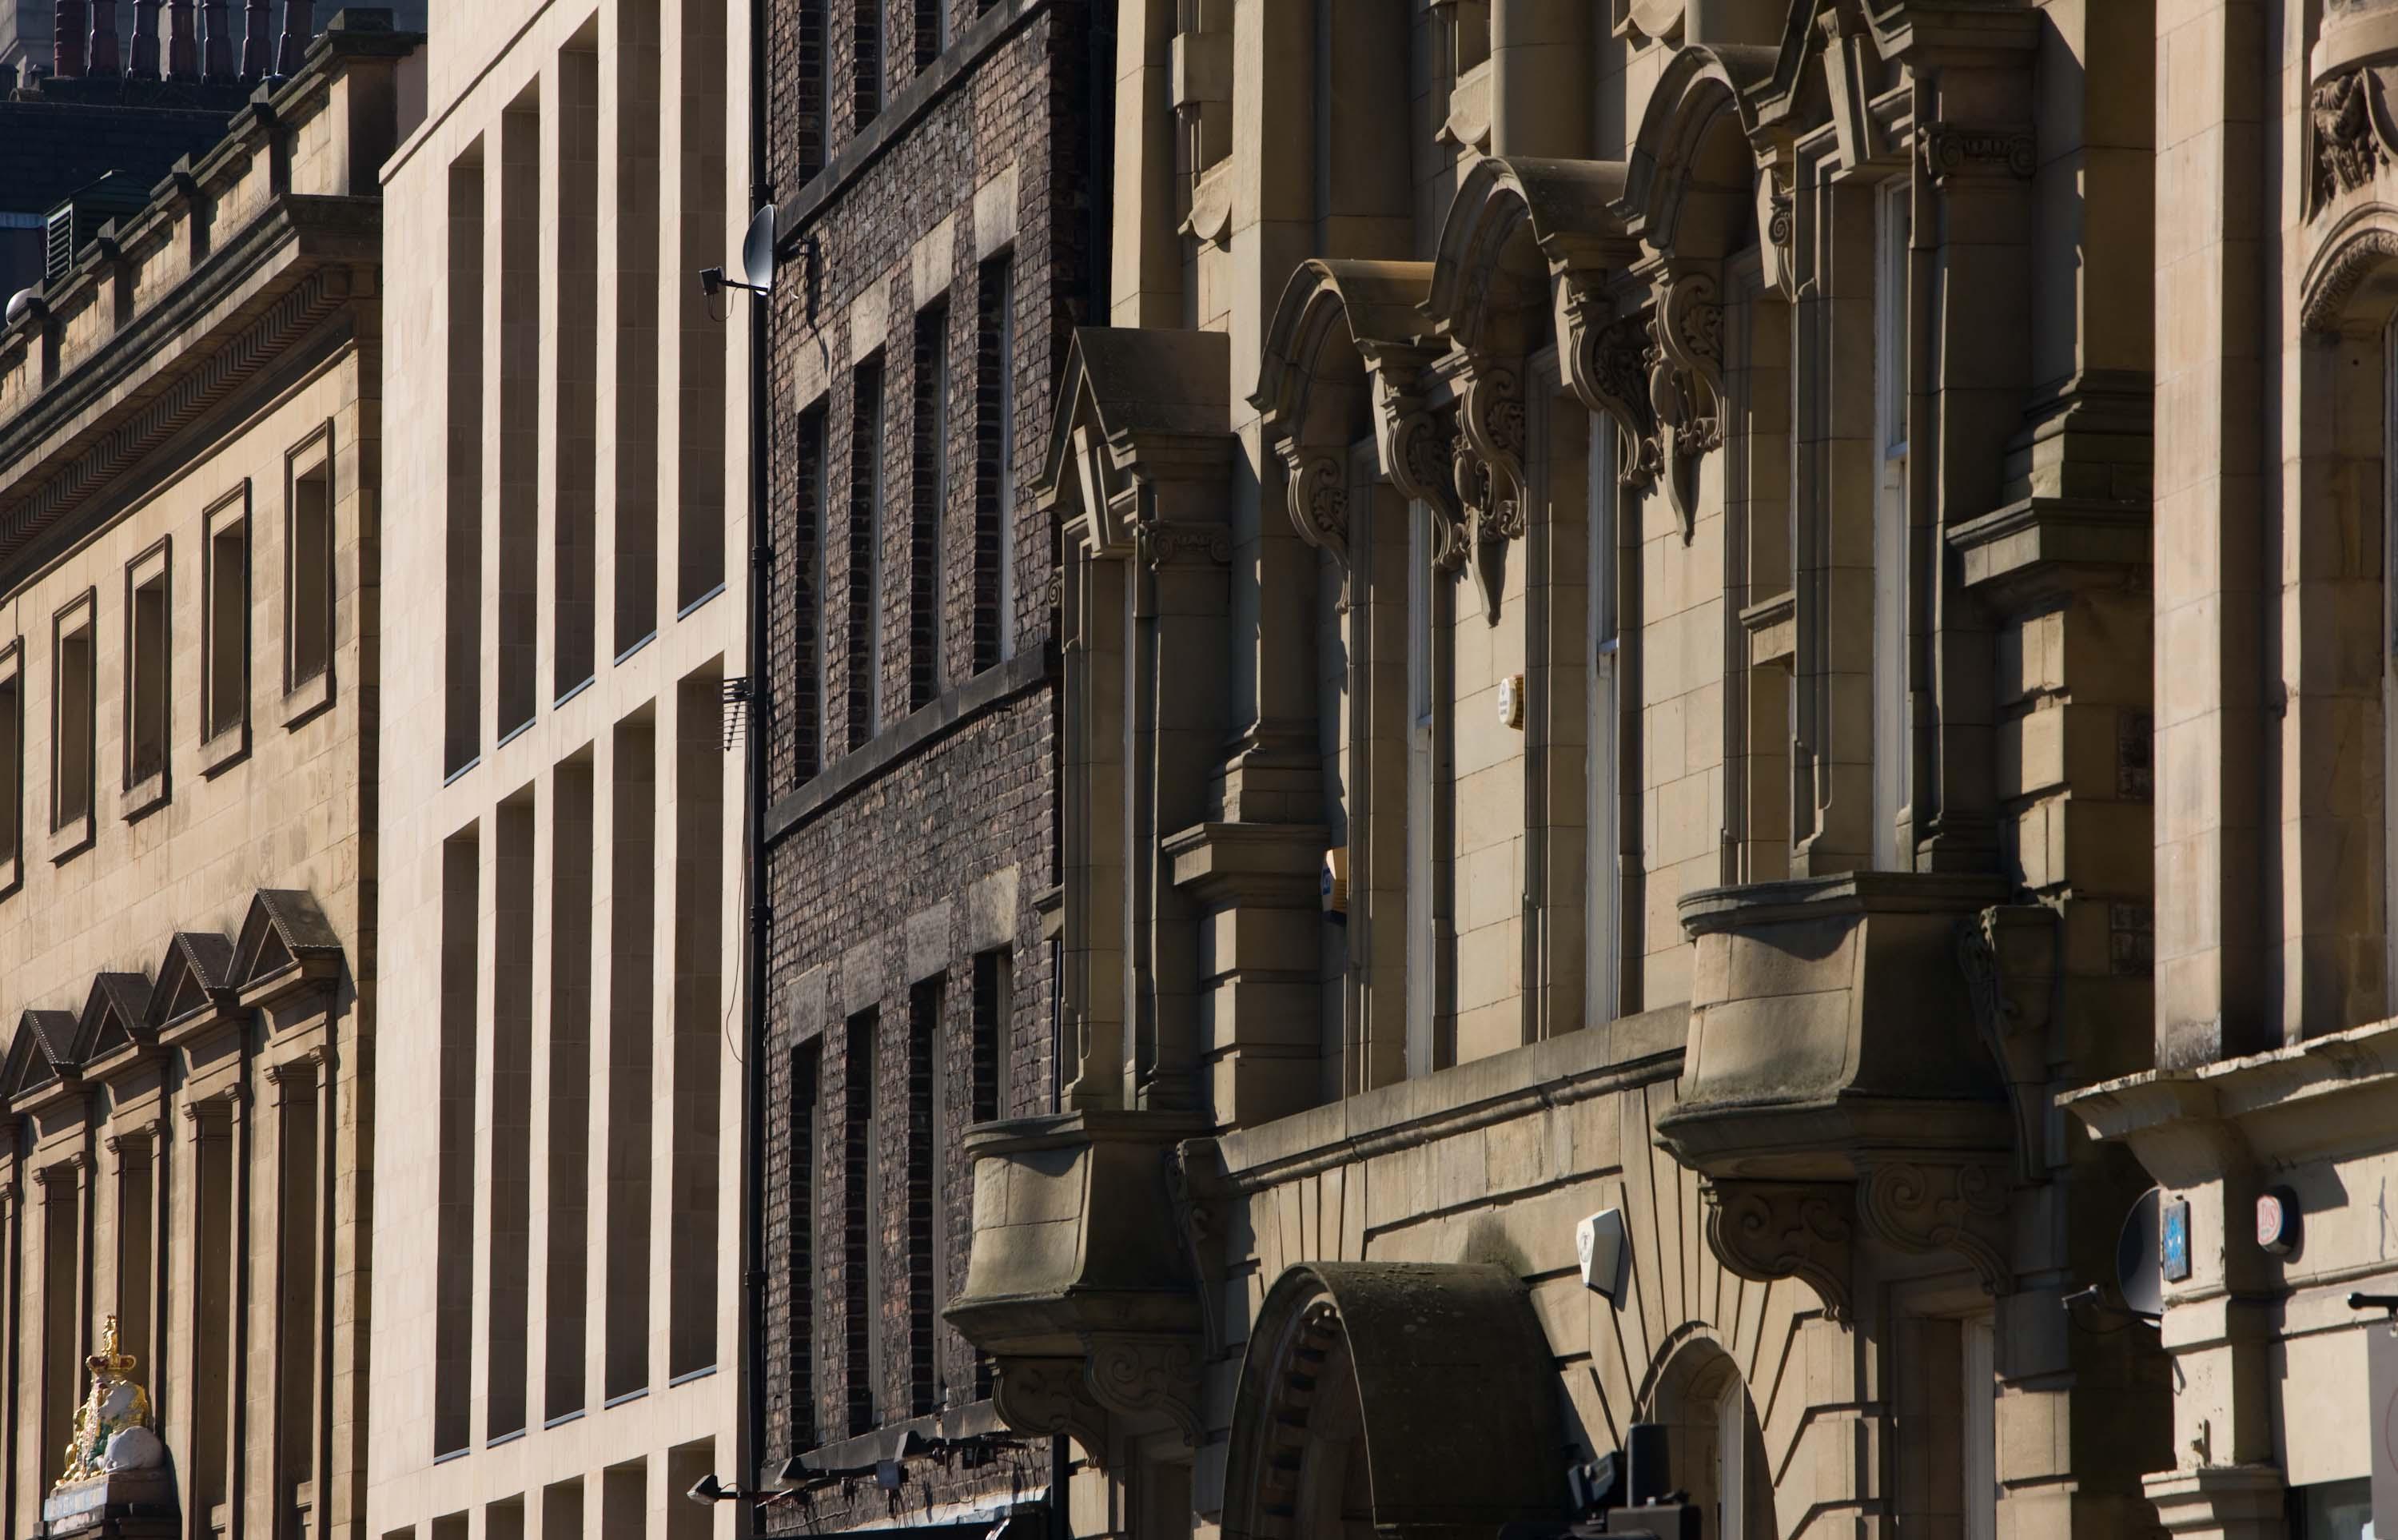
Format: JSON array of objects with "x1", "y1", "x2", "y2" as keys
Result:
[{"x1": 1060, "y1": 534, "x2": 1127, "y2": 1109}]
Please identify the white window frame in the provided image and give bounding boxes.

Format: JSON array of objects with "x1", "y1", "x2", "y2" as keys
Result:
[{"x1": 1872, "y1": 177, "x2": 1912, "y2": 871}]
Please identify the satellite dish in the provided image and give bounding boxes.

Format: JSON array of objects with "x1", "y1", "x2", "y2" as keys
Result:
[
  {"x1": 2116, "y1": 1185, "x2": 2164, "y2": 1319},
  {"x1": 4, "y1": 286, "x2": 42, "y2": 327},
  {"x1": 739, "y1": 204, "x2": 778, "y2": 293}
]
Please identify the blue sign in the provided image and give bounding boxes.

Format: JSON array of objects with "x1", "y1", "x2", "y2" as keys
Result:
[{"x1": 2162, "y1": 1196, "x2": 2193, "y2": 1283}]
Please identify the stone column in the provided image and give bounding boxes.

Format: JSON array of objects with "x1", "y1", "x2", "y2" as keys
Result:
[
  {"x1": 1488, "y1": 0, "x2": 1590, "y2": 159},
  {"x1": 87, "y1": 0, "x2": 118, "y2": 74},
  {"x1": 128, "y1": 0, "x2": 157, "y2": 77},
  {"x1": 199, "y1": 0, "x2": 228, "y2": 78},
  {"x1": 237, "y1": 0, "x2": 265, "y2": 80},
  {"x1": 272, "y1": 0, "x2": 299, "y2": 74},
  {"x1": 165, "y1": 0, "x2": 192, "y2": 76}
]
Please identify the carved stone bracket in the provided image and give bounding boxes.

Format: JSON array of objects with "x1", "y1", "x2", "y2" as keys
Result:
[
  {"x1": 1451, "y1": 358, "x2": 1525, "y2": 623},
  {"x1": 1371, "y1": 364, "x2": 1468, "y2": 575},
  {"x1": 1957, "y1": 904, "x2": 2059, "y2": 1186},
  {"x1": 1562, "y1": 289, "x2": 1660, "y2": 495},
  {"x1": 1085, "y1": 1335, "x2": 1205, "y2": 1448},
  {"x1": 2312, "y1": 67, "x2": 2394, "y2": 213},
  {"x1": 1277, "y1": 442, "x2": 1352, "y2": 601},
  {"x1": 1164, "y1": 1140, "x2": 1229, "y2": 1359},
  {"x1": 1921, "y1": 125, "x2": 2037, "y2": 185},
  {"x1": 1700, "y1": 1177, "x2": 1854, "y2": 1322},
  {"x1": 1858, "y1": 1160, "x2": 2014, "y2": 1296},
  {"x1": 1646, "y1": 270, "x2": 1723, "y2": 540},
  {"x1": 990, "y1": 1356, "x2": 1109, "y2": 1466}
]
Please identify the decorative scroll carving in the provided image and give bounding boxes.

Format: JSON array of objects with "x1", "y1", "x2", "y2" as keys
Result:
[
  {"x1": 1141, "y1": 519, "x2": 1232, "y2": 568},
  {"x1": 1858, "y1": 1160, "x2": 2013, "y2": 1296},
  {"x1": 1279, "y1": 444, "x2": 1352, "y2": 573},
  {"x1": 1957, "y1": 904, "x2": 2059, "y2": 1186},
  {"x1": 1700, "y1": 1177, "x2": 1854, "y2": 1322},
  {"x1": 1567, "y1": 306, "x2": 1661, "y2": 493},
  {"x1": 1372, "y1": 371, "x2": 1468, "y2": 575},
  {"x1": 2315, "y1": 69, "x2": 2385, "y2": 209},
  {"x1": 1647, "y1": 271, "x2": 1723, "y2": 539},
  {"x1": 990, "y1": 1357, "x2": 1109, "y2": 1466},
  {"x1": 1457, "y1": 361, "x2": 1528, "y2": 543},
  {"x1": 1922, "y1": 125, "x2": 2038, "y2": 184},
  {"x1": 1086, "y1": 1335, "x2": 1205, "y2": 1447},
  {"x1": 1164, "y1": 1142, "x2": 1229, "y2": 1359}
]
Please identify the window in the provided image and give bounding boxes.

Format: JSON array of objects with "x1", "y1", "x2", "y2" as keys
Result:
[
  {"x1": 1589, "y1": 415, "x2": 1621, "y2": 1022},
  {"x1": 52, "y1": 595, "x2": 94, "y2": 842},
  {"x1": 796, "y1": 0, "x2": 830, "y2": 180},
  {"x1": 797, "y1": 406, "x2": 828, "y2": 782},
  {"x1": 0, "y1": 642, "x2": 22, "y2": 891},
  {"x1": 975, "y1": 260, "x2": 1015, "y2": 671},
  {"x1": 912, "y1": 304, "x2": 950, "y2": 708},
  {"x1": 287, "y1": 428, "x2": 334, "y2": 697},
  {"x1": 914, "y1": 0, "x2": 946, "y2": 67},
  {"x1": 856, "y1": 0, "x2": 885, "y2": 125},
  {"x1": 906, "y1": 977, "x2": 940, "y2": 1414},
  {"x1": 203, "y1": 486, "x2": 249, "y2": 755},
  {"x1": 1406, "y1": 495, "x2": 1455, "y2": 1076},
  {"x1": 125, "y1": 542, "x2": 169, "y2": 808},
  {"x1": 844, "y1": 1008, "x2": 881, "y2": 1432},
  {"x1": 1962, "y1": 1318, "x2": 1996, "y2": 1540},
  {"x1": 850, "y1": 360, "x2": 886, "y2": 748},
  {"x1": 1872, "y1": 178, "x2": 1911, "y2": 871},
  {"x1": 1716, "y1": 1378, "x2": 1747, "y2": 1540},
  {"x1": 786, "y1": 1040, "x2": 822, "y2": 1449}
]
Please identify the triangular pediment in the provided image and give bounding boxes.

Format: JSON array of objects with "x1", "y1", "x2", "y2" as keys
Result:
[
  {"x1": 6, "y1": 1010, "x2": 76, "y2": 1099},
  {"x1": 150, "y1": 930, "x2": 235, "y2": 1028},
  {"x1": 72, "y1": 972, "x2": 152, "y2": 1064},
  {"x1": 229, "y1": 889, "x2": 342, "y2": 995},
  {"x1": 1037, "y1": 328, "x2": 1233, "y2": 550}
]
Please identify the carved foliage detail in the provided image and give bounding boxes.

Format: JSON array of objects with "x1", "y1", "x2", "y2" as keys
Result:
[
  {"x1": 1283, "y1": 446, "x2": 1351, "y2": 563},
  {"x1": 1956, "y1": 905, "x2": 2059, "y2": 1187},
  {"x1": 1701, "y1": 1178, "x2": 1854, "y2": 1323},
  {"x1": 990, "y1": 1357, "x2": 1109, "y2": 1465},
  {"x1": 1647, "y1": 273, "x2": 1723, "y2": 539},
  {"x1": 1086, "y1": 1335, "x2": 1205, "y2": 1446},
  {"x1": 1456, "y1": 362, "x2": 1528, "y2": 547},
  {"x1": 2315, "y1": 68, "x2": 2387, "y2": 208},
  {"x1": 1567, "y1": 304, "x2": 1661, "y2": 493},
  {"x1": 1142, "y1": 519, "x2": 1233, "y2": 568},
  {"x1": 1922, "y1": 125, "x2": 2038, "y2": 183},
  {"x1": 1858, "y1": 1160, "x2": 2013, "y2": 1296}
]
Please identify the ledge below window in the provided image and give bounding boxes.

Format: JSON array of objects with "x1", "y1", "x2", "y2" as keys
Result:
[
  {"x1": 282, "y1": 665, "x2": 333, "y2": 730},
  {"x1": 199, "y1": 722, "x2": 249, "y2": 779},
  {"x1": 121, "y1": 767, "x2": 168, "y2": 824}
]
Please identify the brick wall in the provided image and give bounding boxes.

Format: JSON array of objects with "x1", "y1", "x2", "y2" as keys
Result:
[{"x1": 759, "y1": 0, "x2": 1093, "y2": 1522}]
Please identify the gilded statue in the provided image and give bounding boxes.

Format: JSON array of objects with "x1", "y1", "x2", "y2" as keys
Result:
[{"x1": 53, "y1": 1315, "x2": 164, "y2": 1492}]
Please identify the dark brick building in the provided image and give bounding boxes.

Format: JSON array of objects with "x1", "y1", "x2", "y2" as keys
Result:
[{"x1": 755, "y1": 0, "x2": 1105, "y2": 1528}]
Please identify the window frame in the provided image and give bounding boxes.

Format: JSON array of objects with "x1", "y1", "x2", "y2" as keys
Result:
[
  {"x1": 121, "y1": 535, "x2": 171, "y2": 820},
  {"x1": 201, "y1": 481, "x2": 252, "y2": 775},
  {"x1": 0, "y1": 639, "x2": 24, "y2": 899},
  {"x1": 48, "y1": 588, "x2": 97, "y2": 862},
  {"x1": 283, "y1": 419, "x2": 337, "y2": 726},
  {"x1": 1871, "y1": 175, "x2": 1912, "y2": 872}
]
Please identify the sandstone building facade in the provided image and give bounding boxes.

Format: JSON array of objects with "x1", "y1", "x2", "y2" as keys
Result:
[
  {"x1": 751, "y1": 0, "x2": 1103, "y2": 1530},
  {"x1": 949, "y1": 2, "x2": 2187, "y2": 1538},
  {"x1": 367, "y1": 0, "x2": 750, "y2": 1537},
  {"x1": 0, "y1": 14, "x2": 416, "y2": 1540}
]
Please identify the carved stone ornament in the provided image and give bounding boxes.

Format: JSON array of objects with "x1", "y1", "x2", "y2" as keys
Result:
[
  {"x1": 1700, "y1": 1177, "x2": 1854, "y2": 1322},
  {"x1": 1279, "y1": 441, "x2": 1352, "y2": 578},
  {"x1": 1566, "y1": 301, "x2": 1662, "y2": 494},
  {"x1": 54, "y1": 1315, "x2": 164, "y2": 1494},
  {"x1": 1372, "y1": 371, "x2": 1469, "y2": 575},
  {"x1": 1141, "y1": 519, "x2": 1233, "y2": 568},
  {"x1": 1164, "y1": 1142, "x2": 1229, "y2": 1359},
  {"x1": 2314, "y1": 67, "x2": 2390, "y2": 210},
  {"x1": 1921, "y1": 125, "x2": 2038, "y2": 185},
  {"x1": 1956, "y1": 904, "x2": 2058, "y2": 1186},
  {"x1": 1647, "y1": 272, "x2": 1723, "y2": 540},
  {"x1": 1086, "y1": 1335, "x2": 1205, "y2": 1447},
  {"x1": 1858, "y1": 1160, "x2": 2013, "y2": 1296},
  {"x1": 990, "y1": 1356, "x2": 1109, "y2": 1466},
  {"x1": 1457, "y1": 361, "x2": 1528, "y2": 545}
]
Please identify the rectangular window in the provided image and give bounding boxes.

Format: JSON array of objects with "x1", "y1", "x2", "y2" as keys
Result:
[
  {"x1": 287, "y1": 427, "x2": 335, "y2": 696},
  {"x1": 0, "y1": 643, "x2": 22, "y2": 890},
  {"x1": 204, "y1": 487, "x2": 249, "y2": 750},
  {"x1": 433, "y1": 825, "x2": 480, "y2": 1458},
  {"x1": 1872, "y1": 178, "x2": 1911, "y2": 872},
  {"x1": 1962, "y1": 1318, "x2": 1997, "y2": 1540},
  {"x1": 795, "y1": 407, "x2": 828, "y2": 782},
  {"x1": 1406, "y1": 497, "x2": 1456, "y2": 1076},
  {"x1": 843, "y1": 1008, "x2": 881, "y2": 1433},
  {"x1": 545, "y1": 757, "x2": 594, "y2": 1423},
  {"x1": 970, "y1": 948, "x2": 1010, "y2": 1122},
  {"x1": 557, "y1": 28, "x2": 601, "y2": 697},
  {"x1": 669, "y1": 667, "x2": 725, "y2": 1381},
  {"x1": 447, "y1": 146, "x2": 487, "y2": 774},
  {"x1": 850, "y1": 360, "x2": 886, "y2": 749},
  {"x1": 125, "y1": 543, "x2": 169, "y2": 805},
  {"x1": 676, "y1": 0, "x2": 727, "y2": 612},
  {"x1": 906, "y1": 977, "x2": 939, "y2": 1415},
  {"x1": 498, "y1": 89, "x2": 540, "y2": 739},
  {"x1": 786, "y1": 1040, "x2": 822, "y2": 1450},
  {"x1": 796, "y1": 0, "x2": 830, "y2": 180},
  {"x1": 974, "y1": 260, "x2": 1015, "y2": 671},
  {"x1": 911, "y1": 304, "x2": 950, "y2": 709},
  {"x1": 605, "y1": 714, "x2": 656, "y2": 1403},
  {"x1": 914, "y1": 0, "x2": 945, "y2": 66},
  {"x1": 1587, "y1": 416, "x2": 1620, "y2": 1022},
  {"x1": 52, "y1": 596, "x2": 94, "y2": 838},
  {"x1": 614, "y1": 2, "x2": 662, "y2": 657},
  {"x1": 855, "y1": 0, "x2": 884, "y2": 125},
  {"x1": 488, "y1": 794, "x2": 536, "y2": 1441}
]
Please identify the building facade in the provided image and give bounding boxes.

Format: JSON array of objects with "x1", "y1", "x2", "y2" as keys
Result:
[
  {"x1": 950, "y1": 2, "x2": 2182, "y2": 1539},
  {"x1": 751, "y1": 0, "x2": 1105, "y2": 1529},
  {"x1": 0, "y1": 14, "x2": 415, "y2": 1540},
  {"x1": 367, "y1": 0, "x2": 751, "y2": 1535}
]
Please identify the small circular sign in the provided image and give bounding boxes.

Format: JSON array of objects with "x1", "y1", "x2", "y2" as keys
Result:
[{"x1": 2257, "y1": 1187, "x2": 2300, "y2": 1255}]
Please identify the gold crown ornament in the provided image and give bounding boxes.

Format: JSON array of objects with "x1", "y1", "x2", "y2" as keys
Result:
[{"x1": 53, "y1": 1315, "x2": 159, "y2": 1493}]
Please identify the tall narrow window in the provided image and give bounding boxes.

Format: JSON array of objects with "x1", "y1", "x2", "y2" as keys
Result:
[
  {"x1": 669, "y1": 667, "x2": 725, "y2": 1380},
  {"x1": 546, "y1": 758, "x2": 595, "y2": 1423},
  {"x1": 795, "y1": 0, "x2": 830, "y2": 180},
  {"x1": 488, "y1": 792, "x2": 536, "y2": 1440},
  {"x1": 905, "y1": 978, "x2": 939, "y2": 1415},
  {"x1": 53, "y1": 597, "x2": 94, "y2": 840},
  {"x1": 795, "y1": 407, "x2": 828, "y2": 782},
  {"x1": 911, "y1": 304, "x2": 950, "y2": 708},
  {"x1": 41, "y1": 1170, "x2": 82, "y2": 1490},
  {"x1": 1588, "y1": 416, "x2": 1620, "y2": 1021},
  {"x1": 498, "y1": 88, "x2": 541, "y2": 741},
  {"x1": 205, "y1": 489, "x2": 250, "y2": 757},
  {"x1": 125, "y1": 546, "x2": 169, "y2": 806},
  {"x1": 605, "y1": 713, "x2": 656, "y2": 1403},
  {"x1": 0, "y1": 643, "x2": 22, "y2": 889},
  {"x1": 434, "y1": 826, "x2": 480, "y2": 1458},
  {"x1": 447, "y1": 146, "x2": 486, "y2": 774},
  {"x1": 914, "y1": 0, "x2": 944, "y2": 66},
  {"x1": 1405, "y1": 499, "x2": 1456, "y2": 1076},
  {"x1": 273, "y1": 1057, "x2": 323, "y2": 1494},
  {"x1": 1716, "y1": 1379, "x2": 1748, "y2": 1540},
  {"x1": 614, "y1": 0, "x2": 662, "y2": 655},
  {"x1": 970, "y1": 948, "x2": 1010, "y2": 1121},
  {"x1": 844, "y1": 1009, "x2": 881, "y2": 1433},
  {"x1": 557, "y1": 29, "x2": 601, "y2": 696},
  {"x1": 855, "y1": 0, "x2": 884, "y2": 125},
  {"x1": 850, "y1": 360, "x2": 886, "y2": 748},
  {"x1": 974, "y1": 260, "x2": 1014, "y2": 671},
  {"x1": 287, "y1": 430, "x2": 334, "y2": 699},
  {"x1": 1872, "y1": 179, "x2": 1911, "y2": 872},
  {"x1": 786, "y1": 1041, "x2": 822, "y2": 1450},
  {"x1": 676, "y1": 0, "x2": 727, "y2": 611}
]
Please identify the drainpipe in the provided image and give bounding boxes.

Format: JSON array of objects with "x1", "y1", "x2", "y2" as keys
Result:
[{"x1": 739, "y1": 0, "x2": 772, "y2": 1518}]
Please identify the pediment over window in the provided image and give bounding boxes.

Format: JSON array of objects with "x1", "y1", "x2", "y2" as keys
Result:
[
  {"x1": 71, "y1": 972, "x2": 153, "y2": 1067},
  {"x1": 1037, "y1": 328, "x2": 1233, "y2": 558},
  {"x1": 1426, "y1": 155, "x2": 1634, "y2": 354},
  {"x1": 229, "y1": 889, "x2": 344, "y2": 1009},
  {"x1": 5, "y1": 1009, "x2": 80, "y2": 1102},
  {"x1": 149, "y1": 930, "x2": 237, "y2": 1029}
]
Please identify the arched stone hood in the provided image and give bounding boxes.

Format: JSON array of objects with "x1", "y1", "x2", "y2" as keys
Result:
[
  {"x1": 1253, "y1": 259, "x2": 1460, "y2": 579},
  {"x1": 1219, "y1": 1263, "x2": 1566, "y2": 1540},
  {"x1": 1613, "y1": 44, "x2": 1779, "y2": 250}
]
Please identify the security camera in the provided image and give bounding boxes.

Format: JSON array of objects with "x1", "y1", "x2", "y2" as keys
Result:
[{"x1": 699, "y1": 267, "x2": 725, "y2": 298}]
